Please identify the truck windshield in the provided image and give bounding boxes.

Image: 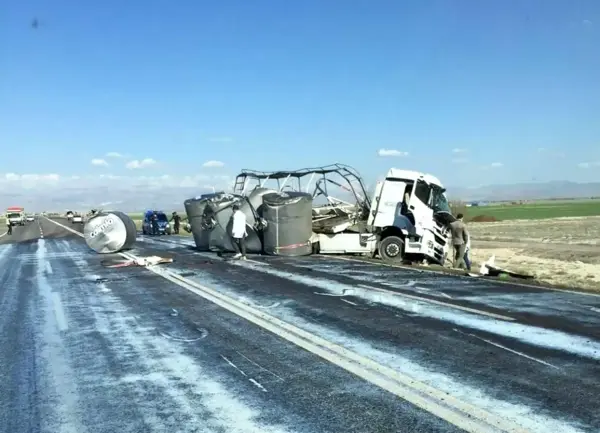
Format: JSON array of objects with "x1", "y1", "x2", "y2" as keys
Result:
[
  {"x1": 431, "y1": 188, "x2": 451, "y2": 214},
  {"x1": 156, "y1": 213, "x2": 168, "y2": 222},
  {"x1": 8, "y1": 213, "x2": 21, "y2": 218}
]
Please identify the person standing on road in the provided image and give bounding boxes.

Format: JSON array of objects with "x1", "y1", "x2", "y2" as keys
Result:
[
  {"x1": 464, "y1": 234, "x2": 472, "y2": 272},
  {"x1": 6, "y1": 219, "x2": 12, "y2": 235},
  {"x1": 170, "y1": 211, "x2": 181, "y2": 234},
  {"x1": 230, "y1": 203, "x2": 247, "y2": 260},
  {"x1": 151, "y1": 212, "x2": 159, "y2": 235},
  {"x1": 449, "y1": 213, "x2": 469, "y2": 269}
]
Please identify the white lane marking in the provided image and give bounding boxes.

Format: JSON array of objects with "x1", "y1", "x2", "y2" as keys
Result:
[
  {"x1": 44, "y1": 218, "x2": 539, "y2": 432},
  {"x1": 248, "y1": 378, "x2": 268, "y2": 392},
  {"x1": 314, "y1": 291, "x2": 345, "y2": 297},
  {"x1": 37, "y1": 219, "x2": 44, "y2": 238},
  {"x1": 0, "y1": 232, "x2": 7, "y2": 238},
  {"x1": 235, "y1": 350, "x2": 285, "y2": 382},
  {"x1": 453, "y1": 329, "x2": 559, "y2": 370},
  {"x1": 438, "y1": 292, "x2": 453, "y2": 299},
  {"x1": 590, "y1": 307, "x2": 600, "y2": 314},
  {"x1": 51, "y1": 291, "x2": 69, "y2": 331},
  {"x1": 341, "y1": 299, "x2": 358, "y2": 306},
  {"x1": 221, "y1": 355, "x2": 247, "y2": 376},
  {"x1": 332, "y1": 255, "x2": 600, "y2": 298},
  {"x1": 220, "y1": 355, "x2": 268, "y2": 392},
  {"x1": 46, "y1": 261, "x2": 53, "y2": 274}
]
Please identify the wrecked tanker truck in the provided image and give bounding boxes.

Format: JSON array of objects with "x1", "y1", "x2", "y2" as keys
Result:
[{"x1": 185, "y1": 163, "x2": 455, "y2": 265}]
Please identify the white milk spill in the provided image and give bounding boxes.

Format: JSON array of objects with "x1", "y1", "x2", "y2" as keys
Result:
[
  {"x1": 177, "y1": 267, "x2": 589, "y2": 433},
  {"x1": 226, "y1": 259, "x2": 600, "y2": 361},
  {"x1": 28, "y1": 239, "x2": 297, "y2": 433}
]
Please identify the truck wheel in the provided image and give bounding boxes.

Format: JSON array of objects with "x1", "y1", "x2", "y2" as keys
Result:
[{"x1": 379, "y1": 236, "x2": 405, "y2": 263}]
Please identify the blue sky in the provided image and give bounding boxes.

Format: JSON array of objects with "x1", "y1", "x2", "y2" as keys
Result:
[{"x1": 1, "y1": 0, "x2": 599, "y2": 194}]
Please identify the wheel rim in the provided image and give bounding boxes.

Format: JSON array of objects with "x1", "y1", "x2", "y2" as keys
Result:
[{"x1": 385, "y1": 243, "x2": 400, "y2": 257}]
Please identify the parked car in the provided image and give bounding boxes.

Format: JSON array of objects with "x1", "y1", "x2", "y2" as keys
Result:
[
  {"x1": 141, "y1": 210, "x2": 171, "y2": 235},
  {"x1": 72, "y1": 214, "x2": 83, "y2": 224}
]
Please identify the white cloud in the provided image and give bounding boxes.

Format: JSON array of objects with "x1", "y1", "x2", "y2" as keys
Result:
[
  {"x1": 451, "y1": 157, "x2": 468, "y2": 164},
  {"x1": 91, "y1": 158, "x2": 109, "y2": 167},
  {"x1": 126, "y1": 158, "x2": 157, "y2": 169},
  {"x1": 452, "y1": 148, "x2": 467, "y2": 153},
  {"x1": 207, "y1": 137, "x2": 233, "y2": 143},
  {"x1": 578, "y1": 161, "x2": 600, "y2": 169},
  {"x1": 377, "y1": 148, "x2": 409, "y2": 157},
  {"x1": 0, "y1": 171, "x2": 235, "y2": 210},
  {"x1": 479, "y1": 162, "x2": 504, "y2": 170},
  {"x1": 202, "y1": 160, "x2": 225, "y2": 168},
  {"x1": 2, "y1": 173, "x2": 61, "y2": 189},
  {"x1": 106, "y1": 152, "x2": 124, "y2": 158}
]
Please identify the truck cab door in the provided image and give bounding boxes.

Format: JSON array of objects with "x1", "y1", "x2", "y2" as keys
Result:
[
  {"x1": 408, "y1": 179, "x2": 434, "y2": 235},
  {"x1": 368, "y1": 179, "x2": 408, "y2": 227}
]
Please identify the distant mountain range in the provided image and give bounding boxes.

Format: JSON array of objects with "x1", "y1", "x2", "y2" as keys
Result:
[
  {"x1": 447, "y1": 181, "x2": 600, "y2": 202},
  {"x1": 2, "y1": 181, "x2": 600, "y2": 213}
]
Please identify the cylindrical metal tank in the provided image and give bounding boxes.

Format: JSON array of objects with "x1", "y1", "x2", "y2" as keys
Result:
[
  {"x1": 261, "y1": 192, "x2": 313, "y2": 256},
  {"x1": 184, "y1": 197, "x2": 213, "y2": 250},
  {"x1": 204, "y1": 194, "x2": 262, "y2": 253},
  {"x1": 83, "y1": 211, "x2": 137, "y2": 254},
  {"x1": 247, "y1": 187, "x2": 277, "y2": 214}
]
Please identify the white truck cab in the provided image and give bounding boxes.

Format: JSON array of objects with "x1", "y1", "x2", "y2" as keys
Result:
[{"x1": 365, "y1": 168, "x2": 454, "y2": 264}]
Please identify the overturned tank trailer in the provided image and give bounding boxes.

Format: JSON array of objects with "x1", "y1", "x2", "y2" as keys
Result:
[
  {"x1": 232, "y1": 163, "x2": 454, "y2": 264},
  {"x1": 185, "y1": 191, "x2": 269, "y2": 253}
]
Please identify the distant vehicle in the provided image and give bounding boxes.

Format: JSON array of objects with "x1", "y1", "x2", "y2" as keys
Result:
[
  {"x1": 142, "y1": 210, "x2": 171, "y2": 235},
  {"x1": 6, "y1": 206, "x2": 26, "y2": 226},
  {"x1": 71, "y1": 214, "x2": 83, "y2": 224},
  {"x1": 66, "y1": 211, "x2": 74, "y2": 220},
  {"x1": 26, "y1": 215, "x2": 35, "y2": 222}
]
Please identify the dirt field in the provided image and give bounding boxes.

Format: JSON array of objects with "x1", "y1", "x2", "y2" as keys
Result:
[{"x1": 466, "y1": 216, "x2": 600, "y2": 292}]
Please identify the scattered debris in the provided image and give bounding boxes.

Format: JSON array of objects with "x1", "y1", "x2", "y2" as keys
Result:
[
  {"x1": 479, "y1": 255, "x2": 534, "y2": 280},
  {"x1": 100, "y1": 255, "x2": 173, "y2": 268}
]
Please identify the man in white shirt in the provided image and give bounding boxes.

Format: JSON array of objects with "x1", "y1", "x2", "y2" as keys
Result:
[
  {"x1": 464, "y1": 235, "x2": 472, "y2": 271},
  {"x1": 230, "y1": 203, "x2": 247, "y2": 260}
]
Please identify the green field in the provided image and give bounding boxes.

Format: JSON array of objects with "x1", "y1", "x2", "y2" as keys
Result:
[{"x1": 464, "y1": 199, "x2": 600, "y2": 221}]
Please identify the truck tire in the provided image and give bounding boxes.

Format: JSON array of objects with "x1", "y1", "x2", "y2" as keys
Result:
[{"x1": 378, "y1": 236, "x2": 405, "y2": 263}]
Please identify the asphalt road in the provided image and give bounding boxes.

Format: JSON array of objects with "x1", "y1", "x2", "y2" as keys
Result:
[
  {"x1": 1, "y1": 219, "x2": 599, "y2": 433},
  {"x1": 0, "y1": 219, "x2": 461, "y2": 433}
]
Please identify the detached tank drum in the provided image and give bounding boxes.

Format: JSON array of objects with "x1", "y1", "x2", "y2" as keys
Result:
[
  {"x1": 262, "y1": 192, "x2": 313, "y2": 256},
  {"x1": 205, "y1": 194, "x2": 262, "y2": 253},
  {"x1": 184, "y1": 197, "x2": 212, "y2": 251},
  {"x1": 83, "y1": 211, "x2": 137, "y2": 254},
  {"x1": 247, "y1": 187, "x2": 277, "y2": 214}
]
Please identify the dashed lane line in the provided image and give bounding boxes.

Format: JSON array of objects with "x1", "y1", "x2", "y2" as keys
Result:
[{"x1": 44, "y1": 216, "x2": 534, "y2": 433}]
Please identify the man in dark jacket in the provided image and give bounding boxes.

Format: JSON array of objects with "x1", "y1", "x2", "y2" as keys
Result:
[
  {"x1": 448, "y1": 213, "x2": 470, "y2": 269},
  {"x1": 151, "y1": 212, "x2": 159, "y2": 235},
  {"x1": 170, "y1": 211, "x2": 181, "y2": 234}
]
